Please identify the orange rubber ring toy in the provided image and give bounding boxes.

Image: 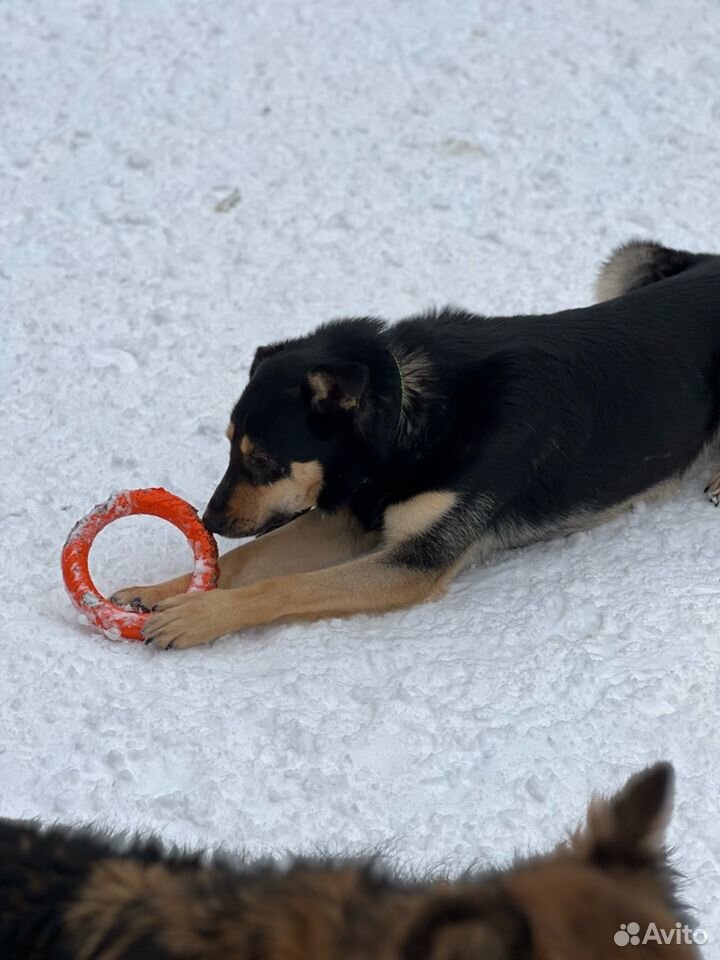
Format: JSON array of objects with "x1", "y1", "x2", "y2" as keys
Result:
[{"x1": 61, "y1": 488, "x2": 218, "y2": 642}]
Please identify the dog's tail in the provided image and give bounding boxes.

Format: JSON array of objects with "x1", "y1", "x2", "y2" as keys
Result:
[{"x1": 594, "y1": 239, "x2": 705, "y2": 302}]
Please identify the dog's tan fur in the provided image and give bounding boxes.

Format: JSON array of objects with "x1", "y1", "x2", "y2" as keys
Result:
[
  {"x1": 383, "y1": 491, "x2": 457, "y2": 545},
  {"x1": 3, "y1": 764, "x2": 697, "y2": 958},
  {"x1": 113, "y1": 487, "x2": 459, "y2": 649},
  {"x1": 308, "y1": 370, "x2": 361, "y2": 410},
  {"x1": 137, "y1": 548, "x2": 447, "y2": 649},
  {"x1": 226, "y1": 459, "x2": 324, "y2": 534},
  {"x1": 704, "y1": 467, "x2": 720, "y2": 505},
  {"x1": 594, "y1": 242, "x2": 655, "y2": 302},
  {"x1": 112, "y1": 507, "x2": 381, "y2": 613}
]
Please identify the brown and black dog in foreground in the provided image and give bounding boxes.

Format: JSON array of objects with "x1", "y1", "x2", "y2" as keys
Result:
[
  {"x1": 0, "y1": 764, "x2": 702, "y2": 958},
  {"x1": 114, "y1": 241, "x2": 720, "y2": 649}
]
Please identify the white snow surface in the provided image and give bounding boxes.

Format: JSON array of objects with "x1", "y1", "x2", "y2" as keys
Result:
[{"x1": 2, "y1": 0, "x2": 720, "y2": 944}]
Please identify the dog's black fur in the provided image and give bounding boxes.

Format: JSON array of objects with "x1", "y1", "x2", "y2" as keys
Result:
[{"x1": 206, "y1": 240, "x2": 720, "y2": 572}]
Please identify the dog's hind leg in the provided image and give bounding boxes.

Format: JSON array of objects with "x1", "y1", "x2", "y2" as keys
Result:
[{"x1": 704, "y1": 469, "x2": 720, "y2": 506}]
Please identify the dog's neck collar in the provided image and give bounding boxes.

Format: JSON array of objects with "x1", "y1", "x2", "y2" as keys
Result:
[{"x1": 388, "y1": 349, "x2": 405, "y2": 441}]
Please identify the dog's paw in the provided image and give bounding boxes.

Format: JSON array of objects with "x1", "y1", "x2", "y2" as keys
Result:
[
  {"x1": 110, "y1": 585, "x2": 159, "y2": 612},
  {"x1": 141, "y1": 591, "x2": 233, "y2": 650},
  {"x1": 704, "y1": 471, "x2": 720, "y2": 506},
  {"x1": 111, "y1": 575, "x2": 192, "y2": 612}
]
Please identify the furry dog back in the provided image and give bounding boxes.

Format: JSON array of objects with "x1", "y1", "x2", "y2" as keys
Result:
[{"x1": 0, "y1": 764, "x2": 700, "y2": 958}]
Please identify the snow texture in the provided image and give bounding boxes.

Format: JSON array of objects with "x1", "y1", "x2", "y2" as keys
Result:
[{"x1": 2, "y1": 0, "x2": 720, "y2": 945}]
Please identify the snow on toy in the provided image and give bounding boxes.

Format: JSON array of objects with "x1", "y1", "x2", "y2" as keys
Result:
[{"x1": 61, "y1": 488, "x2": 218, "y2": 641}]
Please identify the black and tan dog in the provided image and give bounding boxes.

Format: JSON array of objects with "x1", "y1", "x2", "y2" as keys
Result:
[
  {"x1": 113, "y1": 240, "x2": 720, "y2": 649},
  {"x1": 0, "y1": 764, "x2": 702, "y2": 958}
]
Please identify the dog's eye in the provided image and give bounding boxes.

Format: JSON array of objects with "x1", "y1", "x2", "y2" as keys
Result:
[{"x1": 247, "y1": 451, "x2": 276, "y2": 475}]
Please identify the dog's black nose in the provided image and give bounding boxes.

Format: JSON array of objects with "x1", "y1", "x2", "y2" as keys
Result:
[
  {"x1": 204, "y1": 471, "x2": 234, "y2": 535},
  {"x1": 202, "y1": 508, "x2": 225, "y2": 535}
]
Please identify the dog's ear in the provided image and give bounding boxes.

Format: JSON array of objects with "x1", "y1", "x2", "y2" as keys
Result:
[
  {"x1": 575, "y1": 763, "x2": 674, "y2": 862},
  {"x1": 250, "y1": 341, "x2": 288, "y2": 378},
  {"x1": 402, "y1": 895, "x2": 532, "y2": 960},
  {"x1": 305, "y1": 362, "x2": 369, "y2": 414}
]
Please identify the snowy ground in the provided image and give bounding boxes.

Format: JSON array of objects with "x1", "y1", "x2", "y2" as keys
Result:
[{"x1": 2, "y1": 0, "x2": 720, "y2": 946}]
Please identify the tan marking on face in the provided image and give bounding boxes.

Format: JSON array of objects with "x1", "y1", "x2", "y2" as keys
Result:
[
  {"x1": 240, "y1": 434, "x2": 254, "y2": 456},
  {"x1": 225, "y1": 422, "x2": 235, "y2": 441},
  {"x1": 227, "y1": 460, "x2": 324, "y2": 532},
  {"x1": 504, "y1": 861, "x2": 697, "y2": 959},
  {"x1": 383, "y1": 491, "x2": 457, "y2": 546}
]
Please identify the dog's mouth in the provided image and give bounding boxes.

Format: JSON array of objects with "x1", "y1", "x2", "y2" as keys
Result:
[
  {"x1": 203, "y1": 508, "x2": 311, "y2": 539},
  {"x1": 253, "y1": 507, "x2": 311, "y2": 538}
]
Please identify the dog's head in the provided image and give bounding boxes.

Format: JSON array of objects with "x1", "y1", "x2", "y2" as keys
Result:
[
  {"x1": 501, "y1": 762, "x2": 697, "y2": 958},
  {"x1": 203, "y1": 339, "x2": 373, "y2": 537},
  {"x1": 399, "y1": 763, "x2": 697, "y2": 960}
]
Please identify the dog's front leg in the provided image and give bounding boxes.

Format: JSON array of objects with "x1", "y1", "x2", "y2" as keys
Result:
[
  {"x1": 142, "y1": 550, "x2": 451, "y2": 650},
  {"x1": 111, "y1": 509, "x2": 378, "y2": 611},
  {"x1": 218, "y1": 508, "x2": 380, "y2": 587}
]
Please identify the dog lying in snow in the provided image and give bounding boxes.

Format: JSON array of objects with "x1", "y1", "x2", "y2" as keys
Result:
[
  {"x1": 112, "y1": 240, "x2": 720, "y2": 649},
  {"x1": 0, "y1": 764, "x2": 701, "y2": 958}
]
